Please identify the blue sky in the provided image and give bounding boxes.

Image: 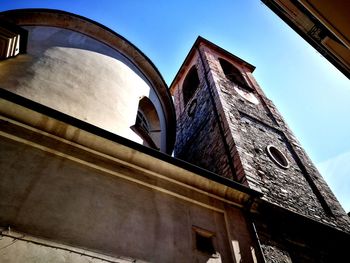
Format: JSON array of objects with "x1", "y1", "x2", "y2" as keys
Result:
[{"x1": 1, "y1": 1, "x2": 349, "y2": 211}]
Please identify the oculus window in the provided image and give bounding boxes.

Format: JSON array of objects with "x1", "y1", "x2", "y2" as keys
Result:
[{"x1": 266, "y1": 144, "x2": 290, "y2": 169}]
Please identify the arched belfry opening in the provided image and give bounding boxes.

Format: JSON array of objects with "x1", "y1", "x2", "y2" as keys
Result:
[
  {"x1": 182, "y1": 66, "x2": 200, "y2": 106},
  {"x1": 131, "y1": 96, "x2": 161, "y2": 150},
  {"x1": 219, "y1": 58, "x2": 250, "y2": 90}
]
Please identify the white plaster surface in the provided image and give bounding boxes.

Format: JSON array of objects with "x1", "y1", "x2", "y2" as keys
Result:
[
  {"x1": 0, "y1": 137, "x2": 235, "y2": 262},
  {"x1": 0, "y1": 26, "x2": 168, "y2": 150}
]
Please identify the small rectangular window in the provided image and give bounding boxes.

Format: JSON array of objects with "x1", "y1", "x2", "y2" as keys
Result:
[
  {"x1": 0, "y1": 21, "x2": 27, "y2": 60},
  {"x1": 193, "y1": 226, "x2": 216, "y2": 255}
]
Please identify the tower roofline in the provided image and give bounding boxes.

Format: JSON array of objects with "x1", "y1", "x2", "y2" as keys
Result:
[{"x1": 170, "y1": 36, "x2": 255, "y2": 91}]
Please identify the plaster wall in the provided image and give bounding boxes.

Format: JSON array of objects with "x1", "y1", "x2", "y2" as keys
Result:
[
  {"x1": 0, "y1": 26, "x2": 168, "y2": 151},
  {"x1": 0, "y1": 234, "x2": 134, "y2": 263},
  {"x1": 0, "y1": 135, "x2": 260, "y2": 262}
]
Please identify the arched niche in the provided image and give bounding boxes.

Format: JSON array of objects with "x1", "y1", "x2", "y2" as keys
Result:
[
  {"x1": 218, "y1": 58, "x2": 251, "y2": 90},
  {"x1": 131, "y1": 96, "x2": 161, "y2": 150},
  {"x1": 182, "y1": 66, "x2": 200, "y2": 106}
]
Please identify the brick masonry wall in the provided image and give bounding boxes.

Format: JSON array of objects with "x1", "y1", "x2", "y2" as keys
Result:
[
  {"x1": 172, "y1": 53, "x2": 234, "y2": 179},
  {"x1": 171, "y1": 41, "x2": 350, "y2": 263},
  {"x1": 200, "y1": 44, "x2": 350, "y2": 232},
  {"x1": 172, "y1": 42, "x2": 350, "y2": 233},
  {"x1": 253, "y1": 202, "x2": 350, "y2": 263},
  {"x1": 261, "y1": 244, "x2": 293, "y2": 263}
]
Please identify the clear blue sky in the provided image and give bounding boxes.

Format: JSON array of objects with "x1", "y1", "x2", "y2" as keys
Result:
[{"x1": 1, "y1": 1, "x2": 349, "y2": 211}]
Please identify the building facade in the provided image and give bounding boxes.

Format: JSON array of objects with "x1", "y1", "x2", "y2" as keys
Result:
[{"x1": 0, "y1": 9, "x2": 349, "y2": 263}]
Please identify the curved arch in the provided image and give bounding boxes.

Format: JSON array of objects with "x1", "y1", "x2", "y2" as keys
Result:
[
  {"x1": 182, "y1": 66, "x2": 200, "y2": 106},
  {"x1": 131, "y1": 96, "x2": 161, "y2": 150},
  {"x1": 218, "y1": 58, "x2": 250, "y2": 90}
]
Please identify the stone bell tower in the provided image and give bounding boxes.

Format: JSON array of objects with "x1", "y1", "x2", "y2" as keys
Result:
[{"x1": 170, "y1": 37, "x2": 350, "y2": 233}]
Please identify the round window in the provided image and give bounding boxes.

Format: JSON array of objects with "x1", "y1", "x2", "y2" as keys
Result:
[{"x1": 266, "y1": 145, "x2": 289, "y2": 169}]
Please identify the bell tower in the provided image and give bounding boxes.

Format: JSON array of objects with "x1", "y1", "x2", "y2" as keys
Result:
[{"x1": 170, "y1": 37, "x2": 350, "y2": 232}]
